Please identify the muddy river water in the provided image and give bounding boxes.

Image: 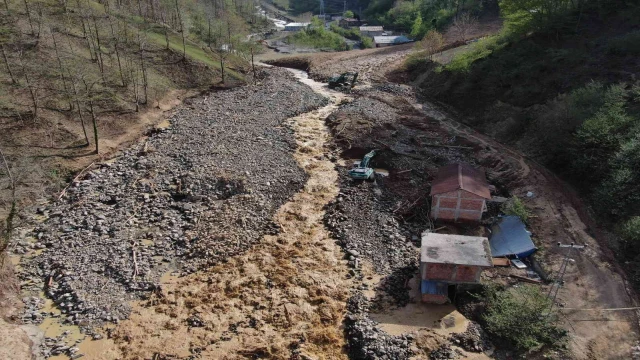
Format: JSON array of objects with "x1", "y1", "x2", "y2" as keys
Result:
[{"x1": 19, "y1": 67, "x2": 478, "y2": 359}]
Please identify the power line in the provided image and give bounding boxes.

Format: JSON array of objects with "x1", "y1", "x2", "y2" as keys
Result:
[{"x1": 546, "y1": 242, "x2": 587, "y2": 316}]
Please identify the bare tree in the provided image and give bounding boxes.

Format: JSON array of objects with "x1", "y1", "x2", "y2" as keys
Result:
[
  {"x1": 18, "y1": 51, "x2": 38, "y2": 119},
  {"x1": 415, "y1": 30, "x2": 444, "y2": 60},
  {"x1": 174, "y1": 0, "x2": 186, "y2": 60},
  {"x1": 23, "y1": 0, "x2": 35, "y2": 36},
  {"x1": 108, "y1": 15, "x2": 126, "y2": 86},
  {"x1": 81, "y1": 79, "x2": 100, "y2": 154},
  {"x1": 51, "y1": 27, "x2": 73, "y2": 110},
  {"x1": 0, "y1": 147, "x2": 16, "y2": 262},
  {"x1": 449, "y1": 13, "x2": 479, "y2": 43}
]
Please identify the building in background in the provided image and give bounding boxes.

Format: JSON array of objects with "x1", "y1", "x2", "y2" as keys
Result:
[
  {"x1": 284, "y1": 22, "x2": 310, "y2": 31},
  {"x1": 373, "y1": 35, "x2": 411, "y2": 47},
  {"x1": 359, "y1": 25, "x2": 384, "y2": 37},
  {"x1": 339, "y1": 18, "x2": 362, "y2": 28}
]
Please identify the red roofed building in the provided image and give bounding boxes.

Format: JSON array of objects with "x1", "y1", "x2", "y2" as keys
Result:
[{"x1": 430, "y1": 163, "x2": 491, "y2": 223}]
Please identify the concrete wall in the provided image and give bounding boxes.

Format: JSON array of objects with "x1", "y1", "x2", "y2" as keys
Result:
[
  {"x1": 421, "y1": 262, "x2": 484, "y2": 283},
  {"x1": 431, "y1": 190, "x2": 486, "y2": 222},
  {"x1": 421, "y1": 293, "x2": 449, "y2": 304}
]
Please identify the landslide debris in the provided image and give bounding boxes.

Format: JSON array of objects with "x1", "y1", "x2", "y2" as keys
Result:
[{"x1": 14, "y1": 68, "x2": 327, "y2": 332}]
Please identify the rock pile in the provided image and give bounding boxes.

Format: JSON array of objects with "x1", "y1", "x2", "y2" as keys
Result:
[
  {"x1": 450, "y1": 321, "x2": 489, "y2": 353},
  {"x1": 344, "y1": 293, "x2": 414, "y2": 360},
  {"x1": 15, "y1": 68, "x2": 327, "y2": 328}
]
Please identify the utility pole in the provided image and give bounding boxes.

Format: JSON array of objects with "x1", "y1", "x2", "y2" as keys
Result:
[
  {"x1": 343, "y1": 0, "x2": 346, "y2": 13},
  {"x1": 546, "y1": 242, "x2": 587, "y2": 315},
  {"x1": 319, "y1": 0, "x2": 324, "y2": 16}
]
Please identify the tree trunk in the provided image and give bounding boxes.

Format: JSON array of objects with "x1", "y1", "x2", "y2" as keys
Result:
[
  {"x1": 220, "y1": 56, "x2": 225, "y2": 84},
  {"x1": 23, "y1": 0, "x2": 35, "y2": 36},
  {"x1": 20, "y1": 56, "x2": 38, "y2": 119},
  {"x1": 0, "y1": 147, "x2": 16, "y2": 256},
  {"x1": 88, "y1": 98, "x2": 99, "y2": 154},
  {"x1": 0, "y1": 45, "x2": 16, "y2": 84},
  {"x1": 138, "y1": 31, "x2": 148, "y2": 104},
  {"x1": 251, "y1": 46, "x2": 256, "y2": 83},
  {"x1": 51, "y1": 29, "x2": 72, "y2": 110},
  {"x1": 109, "y1": 18, "x2": 126, "y2": 86},
  {"x1": 174, "y1": 0, "x2": 185, "y2": 60},
  {"x1": 207, "y1": 18, "x2": 211, "y2": 48},
  {"x1": 92, "y1": 15, "x2": 105, "y2": 81},
  {"x1": 3, "y1": 0, "x2": 10, "y2": 15}
]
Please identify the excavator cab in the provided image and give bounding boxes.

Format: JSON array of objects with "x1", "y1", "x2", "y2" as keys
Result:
[{"x1": 328, "y1": 72, "x2": 359, "y2": 92}]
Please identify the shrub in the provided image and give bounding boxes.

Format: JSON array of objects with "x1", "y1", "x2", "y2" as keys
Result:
[
  {"x1": 288, "y1": 24, "x2": 348, "y2": 51},
  {"x1": 482, "y1": 285, "x2": 567, "y2": 353},
  {"x1": 502, "y1": 196, "x2": 530, "y2": 222},
  {"x1": 445, "y1": 35, "x2": 507, "y2": 73},
  {"x1": 607, "y1": 31, "x2": 640, "y2": 56}
]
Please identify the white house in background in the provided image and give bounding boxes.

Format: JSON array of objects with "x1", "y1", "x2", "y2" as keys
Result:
[
  {"x1": 359, "y1": 26, "x2": 384, "y2": 37},
  {"x1": 284, "y1": 22, "x2": 310, "y2": 31},
  {"x1": 373, "y1": 35, "x2": 412, "y2": 47}
]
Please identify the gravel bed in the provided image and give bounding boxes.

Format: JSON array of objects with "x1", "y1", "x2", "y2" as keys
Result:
[{"x1": 13, "y1": 68, "x2": 327, "y2": 331}]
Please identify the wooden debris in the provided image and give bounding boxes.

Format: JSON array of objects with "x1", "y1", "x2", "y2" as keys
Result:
[{"x1": 510, "y1": 274, "x2": 542, "y2": 284}]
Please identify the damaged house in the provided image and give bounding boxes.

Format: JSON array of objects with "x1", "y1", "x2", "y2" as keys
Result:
[
  {"x1": 420, "y1": 232, "x2": 493, "y2": 304},
  {"x1": 430, "y1": 163, "x2": 491, "y2": 223}
]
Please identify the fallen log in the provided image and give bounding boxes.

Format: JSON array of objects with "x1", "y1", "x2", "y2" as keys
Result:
[
  {"x1": 510, "y1": 274, "x2": 542, "y2": 284},
  {"x1": 423, "y1": 143, "x2": 473, "y2": 150},
  {"x1": 57, "y1": 161, "x2": 96, "y2": 201}
]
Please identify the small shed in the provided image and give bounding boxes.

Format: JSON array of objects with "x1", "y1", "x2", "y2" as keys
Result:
[
  {"x1": 490, "y1": 216, "x2": 537, "y2": 258},
  {"x1": 421, "y1": 280, "x2": 449, "y2": 304},
  {"x1": 359, "y1": 25, "x2": 384, "y2": 36},
  {"x1": 430, "y1": 163, "x2": 491, "y2": 223},
  {"x1": 339, "y1": 18, "x2": 362, "y2": 28},
  {"x1": 373, "y1": 35, "x2": 411, "y2": 47},
  {"x1": 284, "y1": 22, "x2": 310, "y2": 31}
]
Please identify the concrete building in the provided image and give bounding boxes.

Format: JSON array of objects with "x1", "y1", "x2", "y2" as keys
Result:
[
  {"x1": 420, "y1": 232, "x2": 493, "y2": 303},
  {"x1": 359, "y1": 26, "x2": 384, "y2": 37},
  {"x1": 373, "y1": 35, "x2": 411, "y2": 47},
  {"x1": 284, "y1": 22, "x2": 310, "y2": 31},
  {"x1": 430, "y1": 163, "x2": 491, "y2": 223}
]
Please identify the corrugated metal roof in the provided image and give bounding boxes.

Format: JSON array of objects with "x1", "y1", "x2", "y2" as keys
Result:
[
  {"x1": 421, "y1": 280, "x2": 448, "y2": 295},
  {"x1": 420, "y1": 232, "x2": 493, "y2": 267},
  {"x1": 360, "y1": 26, "x2": 383, "y2": 31},
  {"x1": 430, "y1": 163, "x2": 491, "y2": 199},
  {"x1": 490, "y1": 216, "x2": 537, "y2": 258},
  {"x1": 373, "y1": 35, "x2": 411, "y2": 44}
]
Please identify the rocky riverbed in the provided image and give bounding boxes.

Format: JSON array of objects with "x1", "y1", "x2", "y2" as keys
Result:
[{"x1": 13, "y1": 68, "x2": 327, "y2": 338}]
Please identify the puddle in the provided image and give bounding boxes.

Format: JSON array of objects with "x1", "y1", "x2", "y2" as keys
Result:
[
  {"x1": 369, "y1": 276, "x2": 469, "y2": 336},
  {"x1": 374, "y1": 168, "x2": 389, "y2": 176}
]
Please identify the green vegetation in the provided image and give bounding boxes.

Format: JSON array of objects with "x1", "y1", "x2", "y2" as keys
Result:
[
  {"x1": 481, "y1": 285, "x2": 567, "y2": 353},
  {"x1": 288, "y1": 0, "x2": 491, "y2": 39},
  {"x1": 502, "y1": 196, "x2": 531, "y2": 223},
  {"x1": 288, "y1": 20, "x2": 348, "y2": 51},
  {"x1": 407, "y1": 1, "x2": 640, "y2": 288}
]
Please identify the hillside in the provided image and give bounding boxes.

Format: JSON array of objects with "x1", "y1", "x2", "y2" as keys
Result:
[
  {"x1": 0, "y1": 0, "x2": 271, "y2": 237},
  {"x1": 398, "y1": 1, "x2": 640, "y2": 283}
]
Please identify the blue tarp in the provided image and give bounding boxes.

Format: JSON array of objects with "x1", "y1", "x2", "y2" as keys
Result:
[
  {"x1": 421, "y1": 280, "x2": 448, "y2": 296},
  {"x1": 490, "y1": 215, "x2": 537, "y2": 258}
]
